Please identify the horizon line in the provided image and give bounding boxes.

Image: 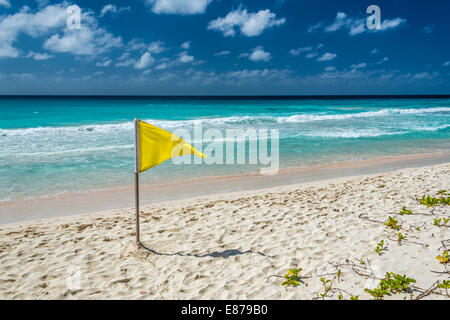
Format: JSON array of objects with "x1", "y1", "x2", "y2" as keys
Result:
[{"x1": 1, "y1": 94, "x2": 450, "y2": 100}]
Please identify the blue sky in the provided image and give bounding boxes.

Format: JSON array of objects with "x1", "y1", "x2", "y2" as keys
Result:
[{"x1": 0, "y1": 0, "x2": 449, "y2": 95}]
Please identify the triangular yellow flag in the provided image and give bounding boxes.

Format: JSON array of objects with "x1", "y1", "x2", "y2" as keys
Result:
[{"x1": 136, "y1": 119, "x2": 206, "y2": 173}]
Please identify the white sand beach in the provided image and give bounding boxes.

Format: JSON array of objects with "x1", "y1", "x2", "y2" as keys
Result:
[{"x1": 0, "y1": 161, "x2": 449, "y2": 300}]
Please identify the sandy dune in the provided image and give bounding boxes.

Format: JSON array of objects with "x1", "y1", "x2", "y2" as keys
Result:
[{"x1": 0, "y1": 164, "x2": 449, "y2": 299}]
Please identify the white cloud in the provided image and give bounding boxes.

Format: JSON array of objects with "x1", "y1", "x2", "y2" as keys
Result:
[
  {"x1": 443, "y1": 61, "x2": 450, "y2": 67},
  {"x1": 115, "y1": 59, "x2": 135, "y2": 67},
  {"x1": 0, "y1": 4, "x2": 68, "y2": 58},
  {"x1": 127, "y1": 39, "x2": 147, "y2": 51},
  {"x1": 96, "y1": 59, "x2": 112, "y2": 67},
  {"x1": 44, "y1": 10, "x2": 122, "y2": 56},
  {"x1": 351, "y1": 62, "x2": 367, "y2": 70},
  {"x1": 0, "y1": 0, "x2": 10, "y2": 8},
  {"x1": 376, "y1": 57, "x2": 389, "y2": 65},
  {"x1": 181, "y1": 41, "x2": 190, "y2": 50},
  {"x1": 155, "y1": 62, "x2": 169, "y2": 70},
  {"x1": 0, "y1": 4, "x2": 120, "y2": 58},
  {"x1": 125, "y1": 39, "x2": 165, "y2": 54},
  {"x1": 146, "y1": 0, "x2": 212, "y2": 15},
  {"x1": 289, "y1": 46, "x2": 312, "y2": 56},
  {"x1": 225, "y1": 68, "x2": 291, "y2": 84},
  {"x1": 248, "y1": 46, "x2": 271, "y2": 62},
  {"x1": 380, "y1": 18, "x2": 406, "y2": 31},
  {"x1": 208, "y1": 8, "x2": 285, "y2": 37},
  {"x1": 324, "y1": 12, "x2": 348, "y2": 32},
  {"x1": 371, "y1": 48, "x2": 379, "y2": 54},
  {"x1": 178, "y1": 51, "x2": 194, "y2": 63},
  {"x1": 134, "y1": 52, "x2": 155, "y2": 69},
  {"x1": 148, "y1": 41, "x2": 166, "y2": 54},
  {"x1": 324, "y1": 66, "x2": 336, "y2": 72},
  {"x1": 214, "y1": 50, "x2": 230, "y2": 56},
  {"x1": 317, "y1": 52, "x2": 336, "y2": 61},
  {"x1": 306, "y1": 52, "x2": 318, "y2": 59},
  {"x1": 309, "y1": 11, "x2": 406, "y2": 36},
  {"x1": 100, "y1": 4, "x2": 116, "y2": 17},
  {"x1": 26, "y1": 51, "x2": 54, "y2": 60},
  {"x1": 100, "y1": 4, "x2": 130, "y2": 17},
  {"x1": 115, "y1": 47, "x2": 163, "y2": 68},
  {"x1": 414, "y1": 72, "x2": 439, "y2": 80}
]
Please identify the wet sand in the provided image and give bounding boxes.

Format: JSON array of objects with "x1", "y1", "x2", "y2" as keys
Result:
[{"x1": 0, "y1": 152, "x2": 449, "y2": 224}]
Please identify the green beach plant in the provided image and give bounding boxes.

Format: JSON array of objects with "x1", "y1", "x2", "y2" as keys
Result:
[
  {"x1": 365, "y1": 272, "x2": 416, "y2": 300},
  {"x1": 375, "y1": 240, "x2": 387, "y2": 255},
  {"x1": 419, "y1": 195, "x2": 438, "y2": 207},
  {"x1": 438, "y1": 280, "x2": 450, "y2": 297},
  {"x1": 384, "y1": 216, "x2": 400, "y2": 230},
  {"x1": 396, "y1": 233, "x2": 406, "y2": 245},
  {"x1": 433, "y1": 217, "x2": 449, "y2": 227},
  {"x1": 438, "y1": 280, "x2": 450, "y2": 289},
  {"x1": 282, "y1": 268, "x2": 303, "y2": 287},
  {"x1": 436, "y1": 250, "x2": 449, "y2": 265},
  {"x1": 418, "y1": 192, "x2": 450, "y2": 207},
  {"x1": 399, "y1": 206, "x2": 412, "y2": 215},
  {"x1": 319, "y1": 277, "x2": 332, "y2": 299}
]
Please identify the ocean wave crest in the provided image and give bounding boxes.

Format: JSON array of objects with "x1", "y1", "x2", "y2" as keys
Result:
[{"x1": 0, "y1": 107, "x2": 449, "y2": 137}]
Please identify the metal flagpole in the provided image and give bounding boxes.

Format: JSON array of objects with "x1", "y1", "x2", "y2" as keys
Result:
[{"x1": 134, "y1": 118, "x2": 140, "y2": 245}]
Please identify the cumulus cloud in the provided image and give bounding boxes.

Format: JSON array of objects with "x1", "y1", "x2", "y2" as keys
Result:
[
  {"x1": 134, "y1": 52, "x2": 155, "y2": 69},
  {"x1": 0, "y1": 4, "x2": 68, "y2": 58},
  {"x1": 115, "y1": 56, "x2": 135, "y2": 67},
  {"x1": 414, "y1": 72, "x2": 439, "y2": 80},
  {"x1": 125, "y1": 39, "x2": 165, "y2": 55},
  {"x1": 181, "y1": 41, "x2": 190, "y2": 50},
  {"x1": 96, "y1": 58, "x2": 112, "y2": 67},
  {"x1": 115, "y1": 41, "x2": 166, "y2": 69},
  {"x1": 317, "y1": 52, "x2": 337, "y2": 61},
  {"x1": 155, "y1": 62, "x2": 169, "y2": 70},
  {"x1": 351, "y1": 62, "x2": 367, "y2": 70},
  {"x1": 0, "y1": 4, "x2": 121, "y2": 59},
  {"x1": 0, "y1": 0, "x2": 10, "y2": 8},
  {"x1": 208, "y1": 8, "x2": 285, "y2": 37},
  {"x1": 44, "y1": 11, "x2": 122, "y2": 56},
  {"x1": 214, "y1": 50, "x2": 230, "y2": 56},
  {"x1": 178, "y1": 51, "x2": 194, "y2": 63},
  {"x1": 148, "y1": 41, "x2": 166, "y2": 54},
  {"x1": 146, "y1": 0, "x2": 212, "y2": 15},
  {"x1": 225, "y1": 68, "x2": 291, "y2": 85},
  {"x1": 26, "y1": 51, "x2": 54, "y2": 60},
  {"x1": 308, "y1": 11, "x2": 406, "y2": 36},
  {"x1": 289, "y1": 47, "x2": 312, "y2": 56},
  {"x1": 241, "y1": 46, "x2": 271, "y2": 62},
  {"x1": 100, "y1": 4, "x2": 130, "y2": 17}
]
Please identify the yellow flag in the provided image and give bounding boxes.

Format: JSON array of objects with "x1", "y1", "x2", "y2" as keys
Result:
[{"x1": 135, "y1": 119, "x2": 206, "y2": 173}]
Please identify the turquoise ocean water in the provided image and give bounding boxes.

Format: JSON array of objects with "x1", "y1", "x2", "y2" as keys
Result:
[{"x1": 1, "y1": 97, "x2": 449, "y2": 202}]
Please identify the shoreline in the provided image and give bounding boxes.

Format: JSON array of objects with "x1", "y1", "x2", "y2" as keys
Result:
[{"x1": 0, "y1": 151, "x2": 449, "y2": 225}]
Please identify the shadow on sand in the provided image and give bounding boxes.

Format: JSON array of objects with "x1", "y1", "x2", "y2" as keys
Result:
[{"x1": 139, "y1": 242, "x2": 271, "y2": 259}]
